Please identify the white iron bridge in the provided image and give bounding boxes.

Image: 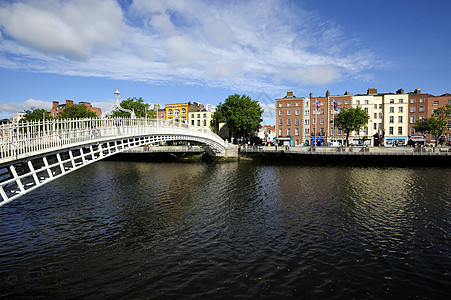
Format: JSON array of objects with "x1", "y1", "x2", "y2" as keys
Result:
[{"x1": 0, "y1": 117, "x2": 227, "y2": 207}]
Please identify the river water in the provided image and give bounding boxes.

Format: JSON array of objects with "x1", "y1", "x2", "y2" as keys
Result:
[{"x1": 0, "y1": 160, "x2": 449, "y2": 299}]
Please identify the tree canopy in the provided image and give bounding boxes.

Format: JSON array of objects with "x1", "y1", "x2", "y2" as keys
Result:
[
  {"x1": 214, "y1": 94, "x2": 263, "y2": 141},
  {"x1": 112, "y1": 97, "x2": 153, "y2": 118},
  {"x1": 414, "y1": 104, "x2": 451, "y2": 146},
  {"x1": 59, "y1": 104, "x2": 97, "y2": 119},
  {"x1": 333, "y1": 106, "x2": 370, "y2": 146},
  {"x1": 22, "y1": 107, "x2": 50, "y2": 122}
]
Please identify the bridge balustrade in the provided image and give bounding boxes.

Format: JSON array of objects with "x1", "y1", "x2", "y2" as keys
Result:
[{"x1": 0, "y1": 118, "x2": 223, "y2": 162}]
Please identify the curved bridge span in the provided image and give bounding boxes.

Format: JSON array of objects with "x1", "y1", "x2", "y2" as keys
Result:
[{"x1": 0, "y1": 118, "x2": 227, "y2": 207}]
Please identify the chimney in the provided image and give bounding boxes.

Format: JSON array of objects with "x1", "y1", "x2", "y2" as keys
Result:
[
  {"x1": 52, "y1": 101, "x2": 59, "y2": 109},
  {"x1": 396, "y1": 88, "x2": 404, "y2": 94},
  {"x1": 344, "y1": 91, "x2": 350, "y2": 95},
  {"x1": 367, "y1": 88, "x2": 377, "y2": 95},
  {"x1": 66, "y1": 100, "x2": 74, "y2": 106},
  {"x1": 309, "y1": 92, "x2": 313, "y2": 99},
  {"x1": 414, "y1": 88, "x2": 421, "y2": 94},
  {"x1": 287, "y1": 91, "x2": 293, "y2": 97},
  {"x1": 326, "y1": 90, "x2": 330, "y2": 97}
]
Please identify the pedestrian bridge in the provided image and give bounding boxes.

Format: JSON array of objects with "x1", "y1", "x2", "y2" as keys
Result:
[{"x1": 0, "y1": 117, "x2": 228, "y2": 207}]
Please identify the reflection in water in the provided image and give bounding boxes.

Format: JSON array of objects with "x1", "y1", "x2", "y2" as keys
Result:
[{"x1": 0, "y1": 161, "x2": 449, "y2": 299}]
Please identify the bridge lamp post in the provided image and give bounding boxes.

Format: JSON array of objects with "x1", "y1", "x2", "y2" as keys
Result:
[{"x1": 113, "y1": 89, "x2": 136, "y2": 119}]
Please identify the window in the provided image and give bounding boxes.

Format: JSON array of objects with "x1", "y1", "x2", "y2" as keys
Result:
[
  {"x1": 197, "y1": 120, "x2": 200, "y2": 126},
  {"x1": 398, "y1": 107, "x2": 403, "y2": 113},
  {"x1": 433, "y1": 100, "x2": 439, "y2": 105},
  {"x1": 168, "y1": 109, "x2": 173, "y2": 115},
  {"x1": 374, "y1": 123, "x2": 377, "y2": 130},
  {"x1": 390, "y1": 99, "x2": 394, "y2": 103},
  {"x1": 389, "y1": 107, "x2": 394, "y2": 113},
  {"x1": 389, "y1": 127, "x2": 394, "y2": 135},
  {"x1": 279, "y1": 110, "x2": 283, "y2": 116},
  {"x1": 304, "y1": 119, "x2": 309, "y2": 125},
  {"x1": 398, "y1": 127, "x2": 402, "y2": 135},
  {"x1": 312, "y1": 118, "x2": 316, "y2": 125},
  {"x1": 175, "y1": 109, "x2": 180, "y2": 114},
  {"x1": 279, "y1": 103, "x2": 283, "y2": 107},
  {"x1": 191, "y1": 114, "x2": 194, "y2": 118},
  {"x1": 287, "y1": 103, "x2": 291, "y2": 107},
  {"x1": 295, "y1": 109, "x2": 300, "y2": 115},
  {"x1": 279, "y1": 119, "x2": 283, "y2": 125},
  {"x1": 399, "y1": 99, "x2": 403, "y2": 103},
  {"x1": 410, "y1": 116, "x2": 415, "y2": 123},
  {"x1": 374, "y1": 104, "x2": 377, "y2": 109},
  {"x1": 410, "y1": 127, "x2": 415, "y2": 135},
  {"x1": 410, "y1": 106, "x2": 415, "y2": 113},
  {"x1": 364, "y1": 107, "x2": 368, "y2": 113},
  {"x1": 379, "y1": 104, "x2": 382, "y2": 109},
  {"x1": 356, "y1": 100, "x2": 360, "y2": 105},
  {"x1": 338, "y1": 100, "x2": 342, "y2": 105},
  {"x1": 398, "y1": 116, "x2": 403, "y2": 123},
  {"x1": 287, "y1": 110, "x2": 291, "y2": 115},
  {"x1": 419, "y1": 116, "x2": 424, "y2": 121},
  {"x1": 320, "y1": 101, "x2": 325, "y2": 106},
  {"x1": 305, "y1": 128, "x2": 310, "y2": 134},
  {"x1": 320, "y1": 128, "x2": 325, "y2": 135},
  {"x1": 181, "y1": 108, "x2": 186, "y2": 114},
  {"x1": 197, "y1": 114, "x2": 200, "y2": 118},
  {"x1": 287, "y1": 119, "x2": 291, "y2": 125},
  {"x1": 320, "y1": 118, "x2": 324, "y2": 125},
  {"x1": 287, "y1": 128, "x2": 291, "y2": 136},
  {"x1": 379, "y1": 113, "x2": 383, "y2": 119},
  {"x1": 419, "y1": 106, "x2": 425, "y2": 112},
  {"x1": 295, "y1": 128, "x2": 299, "y2": 136},
  {"x1": 419, "y1": 98, "x2": 425, "y2": 103},
  {"x1": 374, "y1": 113, "x2": 377, "y2": 119},
  {"x1": 345, "y1": 100, "x2": 349, "y2": 105},
  {"x1": 295, "y1": 118, "x2": 299, "y2": 125},
  {"x1": 365, "y1": 100, "x2": 369, "y2": 104},
  {"x1": 365, "y1": 127, "x2": 368, "y2": 135},
  {"x1": 410, "y1": 98, "x2": 416, "y2": 103},
  {"x1": 278, "y1": 129, "x2": 282, "y2": 136},
  {"x1": 191, "y1": 120, "x2": 194, "y2": 125},
  {"x1": 320, "y1": 109, "x2": 324, "y2": 114},
  {"x1": 305, "y1": 110, "x2": 309, "y2": 116},
  {"x1": 389, "y1": 116, "x2": 394, "y2": 123},
  {"x1": 449, "y1": 100, "x2": 451, "y2": 105},
  {"x1": 338, "y1": 128, "x2": 342, "y2": 135},
  {"x1": 203, "y1": 113, "x2": 206, "y2": 118},
  {"x1": 295, "y1": 102, "x2": 300, "y2": 106}
]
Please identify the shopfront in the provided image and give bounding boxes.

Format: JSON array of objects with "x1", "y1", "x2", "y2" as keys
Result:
[
  {"x1": 384, "y1": 137, "x2": 408, "y2": 147},
  {"x1": 310, "y1": 136, "x2": 327, "y2": 147},
  {"x1": 408, "y1": 135, "x2": 426, "y2": 146},
  {"x1": 275, "y1": 137, "x2": 294, "y2": 146}
]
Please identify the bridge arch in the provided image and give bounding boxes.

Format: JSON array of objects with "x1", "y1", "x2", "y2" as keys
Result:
[{"x1": 0, "y1": 118, "x2": 229, "y2": 207}]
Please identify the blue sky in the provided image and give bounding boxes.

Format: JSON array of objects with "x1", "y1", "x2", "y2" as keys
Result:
[{"x1": 0, "y1": 0, "x2": 450, "y2": 124}]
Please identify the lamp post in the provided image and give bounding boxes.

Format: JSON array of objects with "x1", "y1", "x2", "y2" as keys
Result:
[{"x1": 112, "y1": 89, "x2": 136, "y2": 118}]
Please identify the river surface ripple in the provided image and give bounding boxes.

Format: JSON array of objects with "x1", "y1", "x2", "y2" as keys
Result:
[{"x1": 0, "y1": 161, "x2": 450, "y2": 299}]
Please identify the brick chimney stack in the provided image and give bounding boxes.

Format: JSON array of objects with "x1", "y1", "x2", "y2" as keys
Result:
[{"x1": 367, "y1": 88, "x2": 377, "y2": 95}]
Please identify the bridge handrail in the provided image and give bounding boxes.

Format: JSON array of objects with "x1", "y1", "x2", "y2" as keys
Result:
[{"x1": 0, "y1": 117, "x2": 225, "y2": 162}]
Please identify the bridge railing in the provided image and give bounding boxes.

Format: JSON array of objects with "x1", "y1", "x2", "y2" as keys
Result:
[{"x1": 0, "y1": 117, "x2": 224, "y2": 162}]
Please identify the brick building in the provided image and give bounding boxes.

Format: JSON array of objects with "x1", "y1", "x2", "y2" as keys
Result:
[
  {"x1": 275, "y1": 91, "x2": 307, "y2": 146},
  {"x1": 50, "y1": 100, "x2": 101, "y2": 117}
]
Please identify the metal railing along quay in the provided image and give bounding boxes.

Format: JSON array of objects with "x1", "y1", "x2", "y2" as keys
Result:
[{"x1": 240, "y1": 145, "x2": 451, "y2": 156}]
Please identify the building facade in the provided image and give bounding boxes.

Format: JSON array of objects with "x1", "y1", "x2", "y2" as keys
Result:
[
  {"x1": 50, "y1": 100, "x2": 101, "y2": 117},
  {"x1": 275, "y1": 91, "x2": 306, "y2": 146}
]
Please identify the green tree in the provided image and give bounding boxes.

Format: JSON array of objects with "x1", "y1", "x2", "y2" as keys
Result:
[
  {"x1": 414, "y1": 104, "x2": 451, "y2": 146},
  {"x1": 112, "y1": 97, "x2": 152, "y2": 118},
  {"x1": 59, "y1": 104, "x2": 97, "y2": 119},
  {"x1": 333, "y1": 106, "x2": 370, "y2": 146},
  {"x1": 214, "y1": 94, "x2": 263, "y2": 141},
  {"x1": 22, "y1": 107, "x2": 50, "y2": 122}
]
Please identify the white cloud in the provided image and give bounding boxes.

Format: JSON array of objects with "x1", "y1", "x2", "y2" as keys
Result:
[
  {"x1": 0, "y1": 99, "x2": 52, "y2": 115},
  {"x1": 0, "y1": 0, "x2": 376, "y2": 94},
  {"x1": 0, "y1": 0, "x2": 124, "y2": 59}
]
